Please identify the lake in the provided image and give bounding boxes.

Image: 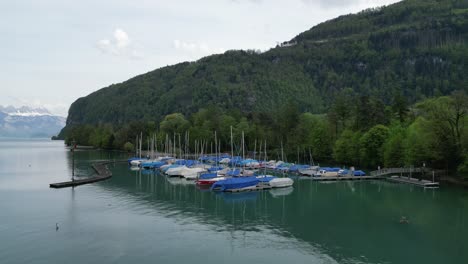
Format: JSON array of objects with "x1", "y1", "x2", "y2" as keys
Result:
[{"x1": 1, "y1": 139, "x2": 468, "y2": 264}]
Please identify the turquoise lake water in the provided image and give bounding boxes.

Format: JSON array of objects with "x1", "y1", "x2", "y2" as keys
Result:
[{"x1": 1, "y1": 139, "x2": 468, "y2": 264}]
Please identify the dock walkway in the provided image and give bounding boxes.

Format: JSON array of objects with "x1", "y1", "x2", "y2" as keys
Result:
[
  {"x1": 386, "y1": 176, "x2": 439, "y2": 188},
  {"x1": 309, "y1": 175, "x2": 381, "y2": 181},
  {"x1": 49, "y1": 160, "x2": 125, "y2": 188}
]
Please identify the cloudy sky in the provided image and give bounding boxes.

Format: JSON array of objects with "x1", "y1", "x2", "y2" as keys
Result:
[{"x1": 0, "y1": 0, "x2": 400, "y2": 116}]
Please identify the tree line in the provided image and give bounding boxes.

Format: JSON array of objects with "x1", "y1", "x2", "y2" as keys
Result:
[{"x1": 62, "y1": 91, "x2": 468, "y2": 176}]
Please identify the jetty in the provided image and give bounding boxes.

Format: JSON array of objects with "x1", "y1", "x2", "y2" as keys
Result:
[
  {"x1": 49, "y1": 160, "x2": 124, "y2": 188},
  {"x1": 310, "y1": 175, "x2": 381, "y2": 181},
  {"x1": 370, "y1": 167, "x2": 440, "y2": 188},
  {"x1": 296, "y1": 167, "x2": 440, "y2": 188},
  {"x1": 386, "y1": 176, "x2": 439, "y2": 188}
]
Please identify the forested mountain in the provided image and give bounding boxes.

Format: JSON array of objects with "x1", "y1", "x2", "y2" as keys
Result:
[
  {"x1": 60, "y1": 0, "x2": 468, "y2": 174},
  {"x1": 64, "y1": 0, "x2": 468, "y2": 128}
]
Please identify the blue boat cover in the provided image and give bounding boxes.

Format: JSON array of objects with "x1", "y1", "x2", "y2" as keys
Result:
[
  {"x1": 226, "y1": 169, "x2": 241, "y2": 177},
  {"x1": 354, "y1": 170, "x2": 366, "y2": 176},
  {"x1": 162, "y1": 164, "x2": 182, "y2": 172},
  {"x1": 199, "y1": 173, "x2": 218, "y2": 179},
  {"x1": 320, "y1": 167, "x2": 340, "y2": 172},
  {"x1": 256, "y1": 175, "x2": 276, "y2": 182},
  {"x1": 174, "y1": 159, "x2": 198, "y2": 166},
  {"x1": 208, "y1": 166, "x2": 223, "y2": 172},
  {"x1": 228, "y1": 156, "x2": 243, "y2": 166},
  {"x1": 289, "y1": 165, "x2": 310, "y2": 172},
  {"x1": 141, "y1": 161, "x2": 166, "y2": 168},
  {"x1": 211, "y1": 177, "x2": 259, "y2": 191},
  {"x1": 338, "y1": 169, "x2": 366, "y2": 176}
]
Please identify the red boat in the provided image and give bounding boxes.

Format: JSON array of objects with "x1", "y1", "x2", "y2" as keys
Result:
[{"x1": 196, "y1": 177, "x2": 226, "y2": 186}]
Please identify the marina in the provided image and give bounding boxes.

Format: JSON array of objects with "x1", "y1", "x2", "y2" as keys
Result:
[{"x1": 1, "y1": 139, "x2": 468, "y2": 264}]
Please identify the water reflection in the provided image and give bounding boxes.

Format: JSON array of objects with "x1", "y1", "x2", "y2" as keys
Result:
[{"x1": 90, "y1": 163, "x2": 468, "y2": 264}]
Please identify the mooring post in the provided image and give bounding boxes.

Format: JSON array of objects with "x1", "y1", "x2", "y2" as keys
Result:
[{"x1": 72, "y1": 139, "x2": 76, "y2": 181}]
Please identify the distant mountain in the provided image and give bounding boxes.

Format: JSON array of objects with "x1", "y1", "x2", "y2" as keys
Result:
[
  {"x1": 0, "y1": 106, "x2": 66, "y2": 138},
  {"x1": 63, "y1": 0, "x2": 468, "y2": 131}
]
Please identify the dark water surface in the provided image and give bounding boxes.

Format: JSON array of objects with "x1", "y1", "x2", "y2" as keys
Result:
[{"x1": 1, "y1": 139, "x2": 468, "y2": 264}]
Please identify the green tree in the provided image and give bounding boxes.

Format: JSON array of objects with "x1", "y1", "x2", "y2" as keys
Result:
[
  {"x1": 392, "y1": 94, "x2": 409, "y2": 123},
  {"x1": 334, "y1": 129, "x2": 362, "y2": 166},
  {"x1": 89, "y1": 124, "x2": 114, "y2": 149},
  {"x1": 404, "y1": 117, "x2": 434, "y2": 167},
  {"x1": 123, "y1": 142, "x2": 134, "y2": 152},
  {"x1": 416, "y1": 91, "x2": 468, "y2": 170},
  {"x1": 383, "y1": 124, "x2": 407, "y2": 167},
  {"x1": 160, "y1": 113, "x2": 190, "y2": 136},
  {"x1": 360, "y1": 124, "x2": 389, "y2": 168}
]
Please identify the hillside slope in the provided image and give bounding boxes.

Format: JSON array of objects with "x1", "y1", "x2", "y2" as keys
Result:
[{"x1": 65, "y1": 0, "x2": 468, "y2": 129}]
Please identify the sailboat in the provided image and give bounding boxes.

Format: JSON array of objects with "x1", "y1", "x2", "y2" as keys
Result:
[{"x1": 255, "y1": 140, "x2": 294, "y2": 188}]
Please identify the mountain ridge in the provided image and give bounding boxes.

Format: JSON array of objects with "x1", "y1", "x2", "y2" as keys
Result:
[{"x1": 0, "y1": 105, "x2": 66, "y2": 138}]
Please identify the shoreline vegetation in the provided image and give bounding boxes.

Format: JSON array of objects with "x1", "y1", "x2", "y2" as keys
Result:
[{"x1": 60, "y1": 91, "x2": 468, "y2": 178}]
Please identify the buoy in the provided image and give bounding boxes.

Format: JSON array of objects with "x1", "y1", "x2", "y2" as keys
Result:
[{"x1": 399, "y1": 216, "x2": 409, "y2": 224}]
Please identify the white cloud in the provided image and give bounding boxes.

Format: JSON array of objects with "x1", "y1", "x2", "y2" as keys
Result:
[
  {"x1": 96, "y1": 28, "x2": 142, "y2": 59},
  {"x1": 114, "y1": 28, "x2": 130, "y2": 48}
]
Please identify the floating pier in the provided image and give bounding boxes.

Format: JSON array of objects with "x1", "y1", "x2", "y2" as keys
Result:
[
  {"x1": 49, "y1": 161, "x2": 124, "y2": 188},
  {"x1": 310, "y1": 175, "x2": 381, "y2": 181},
  {"x1": 386, "y1": 176, "x2": 439, "y2": 188}
]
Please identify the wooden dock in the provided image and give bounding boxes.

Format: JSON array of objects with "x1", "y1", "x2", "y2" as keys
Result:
[
  {"x1": 49, "y1": 160, "x2": 124, "y2": 188},
  {"x1": 310, "y1": 175, "x2": 381, "y2": 181},
  {"x1": 386, "y1": 176, "x2": 439, "y2": 188}
]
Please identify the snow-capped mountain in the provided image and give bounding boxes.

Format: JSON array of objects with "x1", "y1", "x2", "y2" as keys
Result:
[
  {"x1": 0, "y1": 105, "x2": 53, "y2": 117},
  {"x1": 0, "y1": 105, "x2": 66, "y2": 138}
]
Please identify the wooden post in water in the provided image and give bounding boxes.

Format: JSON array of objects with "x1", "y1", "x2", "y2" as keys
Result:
[{"x1": 71, "y1": 139, "x2": 76, "y2": 181}]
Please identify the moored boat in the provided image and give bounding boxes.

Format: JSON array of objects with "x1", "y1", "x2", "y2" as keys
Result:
[
  {"x1": 211, "y1": 177, "x2": 259, "y2": 192},
  {"x1": 196, "y1": 173, "x2": 226, "y2": 186}
]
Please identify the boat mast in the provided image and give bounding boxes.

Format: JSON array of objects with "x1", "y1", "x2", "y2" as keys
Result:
[
  {"x1": 281, "y1": 139, "x2": 284, "y2": 162},
  {"x1": 214, "y1": 131, "x2": 218, "y2": 167},
  {"x1": 155, "y1": 133, "x2": 158, "y2": 158},
  {"x1": 264, "y1": 140, "x2": 267, "y2": 175},
  {"x1": 309, "y1": 147, "x2": 314, "y2": 166},
  {"x1": 242, "y1": 131, "x2": 245, "y2": 161},
  {"x1": 259, "y1": 140, "x2": 262, "y2": 164},
  {"x1": 230, "y1": 126, "x2": 234, "y2": 165},
  {"x1": 253, "y1": 139, "x2": 257, "y2": 160},
  {"x1": 135, "y1": 135, "x2": 138, "y2": 157},
  {"x1": 139, "y1": 132, "x2": 143, "y2": 159},
  {"x1": 179, "y1": 133, "x2": 182, "y2": 160}
]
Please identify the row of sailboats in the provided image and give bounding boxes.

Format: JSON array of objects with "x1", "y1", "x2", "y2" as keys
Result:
[{"x1": 128, "y1": 126, "x2": 295, "y2": 192}]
